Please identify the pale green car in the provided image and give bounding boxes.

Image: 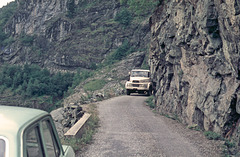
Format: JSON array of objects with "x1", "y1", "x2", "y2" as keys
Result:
[{"x1": 0, "y1": 106, "x2": 75, "y2": 157}]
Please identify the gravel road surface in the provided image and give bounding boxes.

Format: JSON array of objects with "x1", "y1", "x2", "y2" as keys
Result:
[{"x1": 78, "y1": 95, "x2": 222, "y2": 157}]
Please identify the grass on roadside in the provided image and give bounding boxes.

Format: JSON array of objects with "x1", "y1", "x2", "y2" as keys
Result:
[
  {"x1": 203, "y1": 131, "x2": 222, "y2": 140},
  {"x1": 203, "y1": 131, "x2": 240, "y2": 156},
  {"x1": 145, "y1": 95, "x2": 155, "y2": 109}
]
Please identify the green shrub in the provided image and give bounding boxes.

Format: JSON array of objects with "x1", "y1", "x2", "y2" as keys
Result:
[
  {"x1": 103, "y1": 40, "x2": 134, "y2": 66},
  {"x1": 0, "y1": 28, "x2": 7, "y2": 44},
  {"x1": 114, "y1": 8, "x2": 133, "y2": 26},
  {"x1": 224, "y1": 139, "x2": 236, "y2": 148},
  {"x1": 76, "y1": 0, "x2": 99, "y2": 11},
  {"x1": 66, "y1": 0, "x2": 76, "y2": 18},
  {"x1": 0, "y1": 1, "x2": 17, "y2": 27},
  {"x1": 204, "y1": 131, "x2": 221, "y2": 140},
  {"x1": 0, "y1": 1, "x2": 17, "y2": 46},
  {"x1": 145, "y1": 95, "x2": 155, "y2": 108},
  {"x1": 83, "y1": 79, "x2": 107, "y2": 91},
  {"x1": 0, "y1": 85, "x2": 7, "y2": 94},
  {"x1": 111, "y1": 40, "x2": 131, "y2": 60},
  {"x1": 20, "y1": 34, "x2": 35, "y2": 46},
  {"x1": 71, "y1": 70, "x2": 93, "y2": 88},
  {"x1": 127, "y1": 0, "x2": 159, "y2": 16},
  {"x1": 2, "y1": 36, "x2": 15, "y2": 46},
  {"x1": 120, "y1": 0, "x2": 128, "y2": 5},
  {"x1": 141, "y1": 53, "x2": 150, "y2": 69}
]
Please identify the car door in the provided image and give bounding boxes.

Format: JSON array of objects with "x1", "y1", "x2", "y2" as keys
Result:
[{"x1": 24, "y1": 116, "x2": 64, "y2": 157}]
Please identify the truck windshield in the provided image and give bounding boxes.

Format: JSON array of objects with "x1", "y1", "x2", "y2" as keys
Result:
[
  {"x1": 131, "y1": 71, "x2": 149, "y2": 77},
  {"x1": 0, "y1": 138, "x2": 5, "y2": 157}
]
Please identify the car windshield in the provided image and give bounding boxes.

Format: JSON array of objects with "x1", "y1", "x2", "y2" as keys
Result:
[
  {"x1": 0, "y1": 138, "x2": 6, "y2": 157},
  {"x1": 131, "y1": 71, "x2": 149, "y2": 77}
]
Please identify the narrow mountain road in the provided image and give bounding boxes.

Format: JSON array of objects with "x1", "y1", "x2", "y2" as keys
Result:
[{"x1": 78, "y1": 95, "x2": 222, "y2": 157}]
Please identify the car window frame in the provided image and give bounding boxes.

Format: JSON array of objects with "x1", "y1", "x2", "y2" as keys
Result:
[
  {"x1": 0, "y1": 136, "x2": 9, "y2": 157},
  {"x1": 40, "y1": 118, "x2": 61, "y2": 157},
  {"x1": 23, "y1": 122, "x2": 44, "y2": 157},
  {"x1": 23, "y1": 115, "x2": 64, "y2": 157}
]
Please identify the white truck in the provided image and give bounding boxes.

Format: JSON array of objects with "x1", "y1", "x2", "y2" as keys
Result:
[{"x1": 125, "y1": 69, "x2": 152, "y2": 96}]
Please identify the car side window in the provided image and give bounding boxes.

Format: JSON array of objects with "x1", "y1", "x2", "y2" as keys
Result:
[
  {"x1": 26, "y1": 127, "x2": 43, "y2": 157},
  {"x1": 0, "y1": 139, "x2": 5, "y2": 157},
  {"x1": 42, "y1": 120, "x2": 60, "y2": 157}
]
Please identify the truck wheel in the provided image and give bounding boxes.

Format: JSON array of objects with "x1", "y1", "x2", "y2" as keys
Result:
[
  {"x1": 147, "y1": 87, "x2": 152, "y2": 96},
  {"x1": 147, "y1": 90, "x2": 151, "y2": 96},
  {"x1": 127, "y1": 89, "x2": 131, "y2": 95}
]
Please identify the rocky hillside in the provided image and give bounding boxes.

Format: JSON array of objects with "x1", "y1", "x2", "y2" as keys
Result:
[
  {"x1": 1, "y1": 0, "x2": 151, "y2": 72},
  {"x1": 149, "y1": 0, "x2": 240, "y2": 154}
]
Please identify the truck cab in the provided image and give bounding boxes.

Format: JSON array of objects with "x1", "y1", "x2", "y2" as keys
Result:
[{"x1": 125, "y1": 69, "x2": 152, "y2": 96}]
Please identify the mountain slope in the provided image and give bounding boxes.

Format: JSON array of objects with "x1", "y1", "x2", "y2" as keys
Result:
[{"x1": 1, "y1": 0, "x2": 152, "y2": 72}]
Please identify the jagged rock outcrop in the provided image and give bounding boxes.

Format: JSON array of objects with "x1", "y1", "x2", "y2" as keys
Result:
[
  {"x1": 7, "y1": 0, "x2": 70, "y2": 38},
  {"x1": 149, "y1": 0, "x2": 240, "y2": 151}
]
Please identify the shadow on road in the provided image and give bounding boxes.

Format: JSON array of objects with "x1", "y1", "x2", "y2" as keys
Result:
[{"x1": 127, "y1": 93, "x2": 150, "y2": 97}]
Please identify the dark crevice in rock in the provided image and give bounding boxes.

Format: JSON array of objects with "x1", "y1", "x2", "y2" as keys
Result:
[
  {"x1": 224, "y1": 94, "x2": 240, "y2": 135},
  {"x1": 193, "y1": 107, "x2": 204, "y2": 130},
  {"x1": 234, "y1": 0, "x2": 240, "y2": 15}
]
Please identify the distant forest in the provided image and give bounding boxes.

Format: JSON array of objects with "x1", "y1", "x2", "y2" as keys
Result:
[{"x1": 0, "y1": 64, "x2": 91, "y2": 99}]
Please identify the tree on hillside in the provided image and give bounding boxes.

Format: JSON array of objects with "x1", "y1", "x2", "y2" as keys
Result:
[
  {"x1": 128, "y1": 0, "x2": 158, "y2": 16},
  {"x1": 66, "y1": 0, "x2": 76, "y2": 18},
  {"x1": 0, "y1": 1, "x2": 17, "y2": 46},
  {"x1": 115, "y1": 8, "x2": 133, "y2": 26},
  {"x1": 0, "y1": 64, "x2": 76, "y2": 99},
  {"x1": 0, "y1": 27, "x2": 7, "y2": 45},
  {"x1": 119, "y1": 0, "x2": 159, "y2": 16}
]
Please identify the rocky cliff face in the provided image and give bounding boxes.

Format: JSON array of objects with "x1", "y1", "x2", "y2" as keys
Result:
[
  {"x1": 150, "y1": 0, "x2": 240, "y2": 150},
  {"x1": 1, "y1": 0, "x2": 150, "y2": 71},
  {"x1": 7, "y1": 0, "x2": 69, "y2": 37}
]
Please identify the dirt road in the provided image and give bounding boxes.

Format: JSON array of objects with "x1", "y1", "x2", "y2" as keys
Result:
[{"x1": 78, "y1": 95, "x2": 222, "y2": 157}]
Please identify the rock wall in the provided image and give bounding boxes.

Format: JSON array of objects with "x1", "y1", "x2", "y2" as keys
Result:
[
  {"x1": 149, "y1": 0, "x2": 240, "y2": 137},
  {"x1": 7, "y1": 0, "x2": 70, "y2": 40}
]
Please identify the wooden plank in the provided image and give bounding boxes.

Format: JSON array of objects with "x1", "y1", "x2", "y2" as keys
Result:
[{"x1": 64, "y1": 113, "x2": 91, "y2": 137}]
